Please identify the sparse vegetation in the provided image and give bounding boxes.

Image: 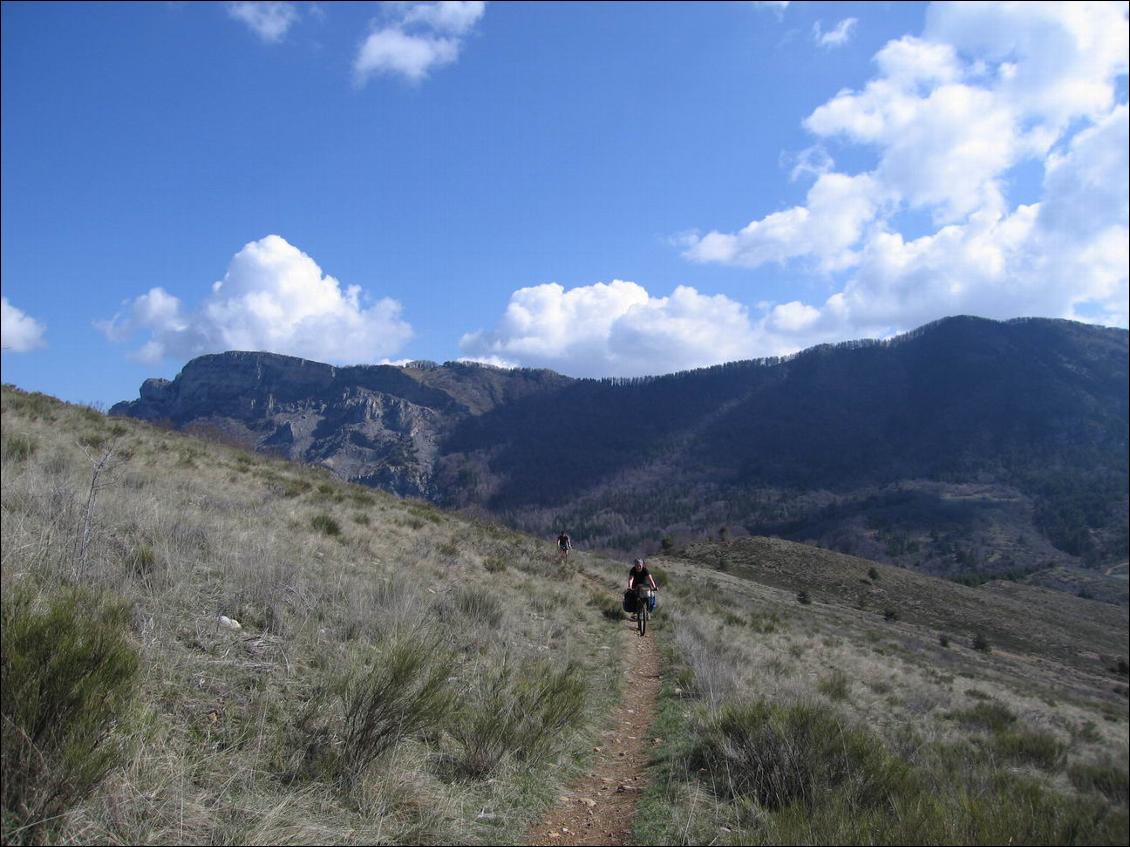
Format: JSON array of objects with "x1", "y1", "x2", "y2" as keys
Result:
[
  {"x1": 0, "y1": 385, "x2": 623, "y2": 844},
  {"x1": 1, "y1": 587, "x2": 140, "y2": 844},
  {"x1": 451, "y1": 657, "x2": 586, "y2": 778},
  {"x1": 335, "y1": 632, "x2": 457, "y2": 784},
  {"x1": 310, "y1": 513, "x2": 341, "y2": 536},
  {"x1": 637, "y1": 536, "x2": 1128, "y2": 846}
]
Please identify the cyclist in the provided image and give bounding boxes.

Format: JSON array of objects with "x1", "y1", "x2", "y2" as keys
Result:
[
  {"x1": 557, "y1": 531, "x2": 572, "y2": 561},
  {"x1": 626, "y1": 558, "x2": 658, "y2": 620}
]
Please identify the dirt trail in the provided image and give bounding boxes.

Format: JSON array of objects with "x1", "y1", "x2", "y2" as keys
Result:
[{"x1": 526, "y1": 617, "x2": 662, "y2": 846}]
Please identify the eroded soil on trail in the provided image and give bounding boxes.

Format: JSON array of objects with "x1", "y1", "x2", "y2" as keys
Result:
[{"x1": 527, "y1": 619, "x2": 662, "y2": 846}]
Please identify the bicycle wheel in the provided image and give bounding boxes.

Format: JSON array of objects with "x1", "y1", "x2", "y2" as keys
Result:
[{"x1": 638, "y1": 606, "x2": 646, "y2": 637}]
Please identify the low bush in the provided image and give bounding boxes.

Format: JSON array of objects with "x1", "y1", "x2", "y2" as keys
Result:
[
  {"x1": 1, "y1": 433, "x2": 37, "y2": 462},
  {"x1": 748, "y1": 611, "x2": 780, "y2": 634},
  {"x1": 311, "y1": 514, "x2": 341, "y2": 536},
  {"x1": 336, "y1": 632, "x2": 456, "y2": 782},
  {"x1": 972, "y1": 632, "x2": 992, "y2": 653},
  {"x1": 125, "y1": 543, "x2": 158, "y2": 579},
  {"x1": 796, "y1": 590, "x2": 812, "y2": 605},
  {"x1": 452, "y1": 657, "x2": 586, "y2": 778},
  {"x1": 817, "y1": 670, "x2": 851, "y2": 702},
  {"x1": 992, "y1": 728, "x2": 1065, "y2": 770},
  {"x1": 949, "y1": 700, "x2": 1017, "y2": 733},
  {"x1": 1, "y1": 587, "x2": 140, "y2": 845},
  {"x1": 684, "y1": 699, "x2": 1127, "y2": 845},
  {"x1": 1069, "y1": 759, "x2": 1130, "y2": 803},
  {"x1": 454, "y1": 586, "x2": 503, "y2": 629},
  {"x1": 691, "y1": 700, "x2": 908, "y2": 811}
]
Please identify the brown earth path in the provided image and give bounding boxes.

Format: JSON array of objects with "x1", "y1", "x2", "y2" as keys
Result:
[{"x1": 526, "y1": 616, "x2": 662, "y2": 846}]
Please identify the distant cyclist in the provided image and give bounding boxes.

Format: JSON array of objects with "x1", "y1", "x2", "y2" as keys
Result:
[
  {"x1": 626, "y1": 558, "x2": 658, "y2": 619},
  {"x1": 557, "y1": 531, "x2": 572, "y2": 561}
]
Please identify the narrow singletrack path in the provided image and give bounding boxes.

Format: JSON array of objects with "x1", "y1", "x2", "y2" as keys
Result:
[{"x1": 527, "y1": 617, "x2": 662, "y2": 846}]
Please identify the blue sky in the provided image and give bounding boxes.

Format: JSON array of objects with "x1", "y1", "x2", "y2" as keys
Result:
[{"x1": 2, "y1": 1, "x2": 1127, "y2": 407}]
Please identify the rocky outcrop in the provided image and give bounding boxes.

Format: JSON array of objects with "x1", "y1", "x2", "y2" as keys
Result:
[{"x1": 110, "y1": 351, "x2": 570, "y2": 498}]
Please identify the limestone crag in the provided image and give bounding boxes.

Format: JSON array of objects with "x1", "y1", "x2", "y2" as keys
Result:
[{"x1": 110, "y1": 351, "x2": 569, "y2": 498}]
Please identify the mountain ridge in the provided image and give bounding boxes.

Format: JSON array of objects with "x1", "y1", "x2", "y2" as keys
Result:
[{"x1": 111, "y1": 316, "x2": 1129, "y2": 590}]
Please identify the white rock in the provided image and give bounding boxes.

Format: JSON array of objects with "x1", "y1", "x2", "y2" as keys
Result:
[{"x1": 218, "y1": 615, "x2": 242, "y2": 631}]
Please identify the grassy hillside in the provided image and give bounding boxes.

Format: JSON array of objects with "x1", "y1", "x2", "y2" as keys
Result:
[
  {"x1": 4, "y1": 383, "x2": 1128, "y2": 846},
  {"x1": 634, "y1": 538, "x2": 1129, "y2": 844},
  {"x1": 1, "y1": 385, "x2": 632, "y2": 845}
]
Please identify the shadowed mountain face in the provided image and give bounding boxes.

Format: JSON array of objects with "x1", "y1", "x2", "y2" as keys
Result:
[{"x1": 112, "y1": 316, "x2": 1129, "y2": 588}]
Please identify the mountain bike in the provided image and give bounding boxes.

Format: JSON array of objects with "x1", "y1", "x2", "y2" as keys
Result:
[{"x1": 635, "y1": 585, "x2": 654, "y2": 637}]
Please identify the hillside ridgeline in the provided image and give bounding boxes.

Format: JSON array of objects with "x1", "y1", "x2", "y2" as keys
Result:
[{"x1": 111, "y1": 316, "x2": 1130, "y2": 594}]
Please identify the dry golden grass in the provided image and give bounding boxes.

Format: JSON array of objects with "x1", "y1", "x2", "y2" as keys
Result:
[
  {"x1": 635, "y1": 541, "x2": 1129, "y2": 845},
  {"x1": 1, "y1": 386, "x2": 633, "y2": 845}
]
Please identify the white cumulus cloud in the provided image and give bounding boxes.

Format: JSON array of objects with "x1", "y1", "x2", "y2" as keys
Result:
[
  {"x1": 355, "y1": 1, "x2": 485, "y2": 84},
  {"x1": 680, "y1": 1, "x2": 1129, "y2": 348},
  {"x1": 460, "y1": 281, "x2": 769, "y2": 377},
  {"x1": 1, "y1": 297, "x2": 47, "y2": 352},
  {"x1": 226, "y1": 2, "x2": 299, "y2": 43},
  {"x1": 99, "y1": 235, "x2": 413, "y2": 365}
]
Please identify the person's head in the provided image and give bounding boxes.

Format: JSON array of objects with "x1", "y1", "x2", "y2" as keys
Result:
[{"x1": 633, "y1": 558, "x2": 644, "y2": 569}]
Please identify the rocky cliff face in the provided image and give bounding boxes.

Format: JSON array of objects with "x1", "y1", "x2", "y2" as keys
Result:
[{"x1": 110, "y1": 351, "x2": 570, "y2": 498}]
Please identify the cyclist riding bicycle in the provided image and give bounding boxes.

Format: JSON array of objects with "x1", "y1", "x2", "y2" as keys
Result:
[
  {"x1": 625, "y1": 557, "x2": 658, "y2": 620},
  {"x1": 557, "y1": 531, "x2": 572, "y2": 560}
]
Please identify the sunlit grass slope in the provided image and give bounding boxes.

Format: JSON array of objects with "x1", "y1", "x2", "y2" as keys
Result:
[
  {"x1": 635, "y1": 538, "x2": 1129, "y2": 845},
  {"x1": 1, "y1": 385, "x2": 631, "y2": 845}
]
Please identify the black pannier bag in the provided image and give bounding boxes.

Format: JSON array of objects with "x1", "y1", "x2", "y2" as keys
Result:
[{"x1": 622, "y1": 589, "x2": 637, "y2": 613}]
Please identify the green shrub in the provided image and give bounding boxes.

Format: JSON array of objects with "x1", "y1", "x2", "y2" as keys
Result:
[
  {"x1": 796, "y1": 590, "x2": 812, "y2": 605},
  {"x1": 1, "y1": 587, "x2": 139, "y2": 844},
  {"x1": 452, "y1": 657, "x2": 586, "y2": 778},
  {"x1": 818, "y1": 670, "x2": 851, "y2": 702},
  {"x1": 649, "y1": 565, "x2": 669, "y2": 588},
  {"x1": 311, "y1": 514, "x2": 341, "y2": 536},
  {"x1": 749, "y1": 611, "x2": 780, "y2": 634},
  {"x1": 336, "y1": 633, "x2": 456, "y2": 782},
  {"x1": 868, "y1": 566, "x2": 879, "y2": 580},
  {"x1": 939, "y1": 633, "x2": 950, "y2": 648},
  {"x1": 1069, "y1": 759, "x2": 1130, "y2": 803},
  {"x1": 454, "y1": 586, "x2": 503, "y2": 629},
  {"x1": 1, "y1": 433, "x2": 37, "y2": 462},
  {"x1": 883, "y1": 608, "x2": 899, "y2": 622},
  {"x1": 588, "y1": 590, "x2": 622, "y2": 621},
  {"x1": 948, "y1": 700, "x2": 1016, "y2": 733},
  {"x1": 437, "y1": 541, "x2": 458, "y2": 557},
  {"x1": 483, "y1": 555, "x2": 508, "y2": 574},
  {"x1": 992, "y1": 728, "x2": 1066, "y2": 770},
  {"x1": 125, "y1": 544, "x2": 157, "y2": 579},
  {"x1": 972, "y1": 632, "x2": 992, "y2": 653},
  {"x1": 691, "y1": 700, "x2": 908, "y2": 811},
  {"x1": 282, "y1": 479, "x2": 311, "y2": 498}
]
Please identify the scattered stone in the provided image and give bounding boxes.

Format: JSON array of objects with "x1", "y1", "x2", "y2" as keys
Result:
[
  {"x1": 580, "y1": 798, "x2": 597, "y2": 808},
  {"x1": 218, "y1": 615, "x2": 241, "y2": 631}
]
